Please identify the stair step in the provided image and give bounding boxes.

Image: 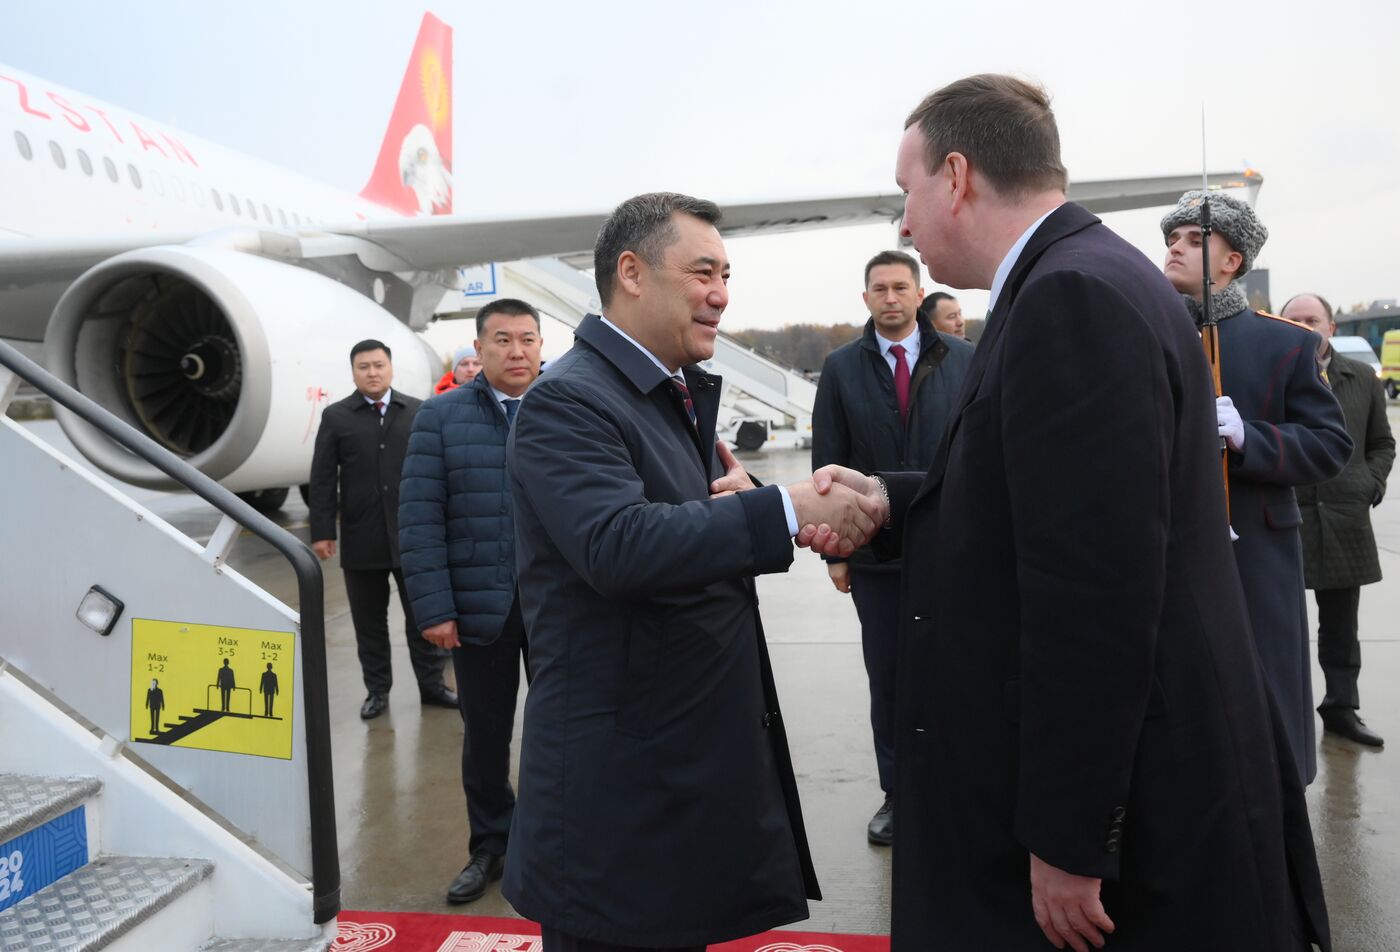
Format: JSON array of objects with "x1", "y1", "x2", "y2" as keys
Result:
[
  {"x1": 0, "y1": 775, "x2": 100, "y2": 844},
  {"x1": 0, "y1": 855, "x2": 212, "y2": 951},
  {"x1": 198, "y1": 939, "x2": 331, "y2": 952}
]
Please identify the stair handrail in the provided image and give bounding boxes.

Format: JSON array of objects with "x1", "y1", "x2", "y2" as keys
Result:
[{"x1": 0, "y1": 339, "x2": 340, "y2": 924}]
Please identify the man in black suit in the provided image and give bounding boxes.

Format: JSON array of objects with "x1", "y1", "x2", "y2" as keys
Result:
[
  {"x1": 309, "y1": 339, "x2": 454, "y2": 720},
  {"x1": 503, "y1": 192, "x2": 880, "y2": 952},
  {"x1": 805, "y1": 75, "x2": 1330, "y2": 950},
  {"x1": 812, "y1": 249, "x2": 974, "y2": 844}
]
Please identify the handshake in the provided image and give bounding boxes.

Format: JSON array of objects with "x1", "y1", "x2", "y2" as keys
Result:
[
  {"x1": 710, "y1": 444, "x2": 890, "y2": 556},
  {"x1": 787, "y1": 466, "x2": 890, "y2": 557}
]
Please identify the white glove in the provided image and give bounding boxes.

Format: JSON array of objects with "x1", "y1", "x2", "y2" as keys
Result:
[{"x1": 1216, "y1": 396, "x2": 1245, "y2": 453}]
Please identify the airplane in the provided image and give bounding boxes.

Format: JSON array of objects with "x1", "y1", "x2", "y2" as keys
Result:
[{"x1": 0, "y1": 12, "x2": 1263, "y2": 509}]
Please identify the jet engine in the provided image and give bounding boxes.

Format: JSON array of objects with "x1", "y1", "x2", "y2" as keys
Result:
[{"x1": 43, "y1": 246, "x2": 436, "y2": 492}]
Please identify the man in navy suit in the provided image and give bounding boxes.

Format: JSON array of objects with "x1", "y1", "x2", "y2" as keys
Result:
[
  {"x1": 806, "y1": 75, "x2": 1330, "y2": 951},
  {"x1": 504, "y1": 192, "x2": 880, "y2": 951}
]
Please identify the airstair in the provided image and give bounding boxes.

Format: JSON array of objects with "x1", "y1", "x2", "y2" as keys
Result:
[
  {"x1": 0, "y1": 342, "x2": 336, "y2": 950},
  {"x1": 462, "y1": 258, "x2": 819, "y2": 448}
]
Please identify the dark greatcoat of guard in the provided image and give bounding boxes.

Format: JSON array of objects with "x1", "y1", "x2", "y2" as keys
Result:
[
  {"x1": 503, "y1": 315, "x2": 818, "y2": 948},
  {"x1": 876, "y1": 203, "x2": 1330, "y2": 950},
  {"x1": 1213, "y1": 307, "x2": 1351, "y2": 783}
]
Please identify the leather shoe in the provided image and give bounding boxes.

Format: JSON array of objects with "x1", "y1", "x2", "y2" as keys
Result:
[
  {"x1": 1323, "y1": 710, "x2": 1384, "y2": 747},
  {"x1": 421, "y1": 684, "x2": 459, "y2": 709},
  {"x1": 359, "y1": 693, "x2": 388, "y2": 720},
  {"x1": 867, "y1": 795, "x2": 894, "y2": 846},
  {"x1": 446, "y1": 848, "x2": 504, "y2": 904}
]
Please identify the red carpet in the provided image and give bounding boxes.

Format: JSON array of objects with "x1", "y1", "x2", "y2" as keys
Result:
[{"x1": 336, "y1": 911, "x2": 889, "y2": 952}]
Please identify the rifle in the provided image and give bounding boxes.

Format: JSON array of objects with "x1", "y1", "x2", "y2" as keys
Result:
[{"x1": 1198, "y1": 110, "x2": 1230, "y2": 519}]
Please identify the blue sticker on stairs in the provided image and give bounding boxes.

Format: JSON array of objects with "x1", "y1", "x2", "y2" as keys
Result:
[{"x1": 0, "y1": 805, "x2": 88, "y2": 912}]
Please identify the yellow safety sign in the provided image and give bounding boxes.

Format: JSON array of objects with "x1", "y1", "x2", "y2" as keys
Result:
[{"x1": 129, "y1": 618, "x2": 295, "y2": 760}]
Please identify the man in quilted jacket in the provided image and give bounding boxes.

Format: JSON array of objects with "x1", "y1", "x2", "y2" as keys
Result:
[{"x1": 399, "y1": 297, "x2": 543, "y2": 904}]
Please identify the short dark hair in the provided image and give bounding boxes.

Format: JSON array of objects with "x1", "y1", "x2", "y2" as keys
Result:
[
  {"x1": 476, "y1": 297, "x2": 541, "y2": 337},
  {"x1": 594, "y1": 192, "x2": 723, "y2": 307},
  {"x1": 921, "y1": 291, "x2": 956, "y2": 315},
  {"x1": 350, "y1": 339, "x2": 391, "y2": 363},
  {"x1": 864, "y1": 250, "x2": 920, "y2": 288},
  {"x1": 1281, "y1": 292, "x2": 1334, "y2": 322},
  {"x1": 905, "y1": 74, "x2": 1068, "y2": 198}
]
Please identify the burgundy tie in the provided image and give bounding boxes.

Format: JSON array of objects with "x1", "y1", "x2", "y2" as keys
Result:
[
  {"x1": 373, "y1": 400, "x2": 384, "y2": 415},
  {"x1": 889, "y1": 344, "x2": 911, "y2": 423},
  {"x1": 670, "y1": 377, "x2": 698, "y2": 430}
]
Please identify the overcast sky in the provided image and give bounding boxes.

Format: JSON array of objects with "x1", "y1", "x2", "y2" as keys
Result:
[{"x1": 3, "y1": 0, "x2": 1397, "y2": 344}]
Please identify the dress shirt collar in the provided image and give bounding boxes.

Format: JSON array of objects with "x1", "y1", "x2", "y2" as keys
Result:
[
  {"x1": 875, "y1": 324, "x2": 920, "y2": 361},
  {"x1": 600, "y1": 314, "x2": 680, "y2": 377},
  {"x1": 988, "y1": 208, "x2": 1057, "y2": 315},
  {"x1": 363, "y1": 388, "x2": 392, "y2": 411}
]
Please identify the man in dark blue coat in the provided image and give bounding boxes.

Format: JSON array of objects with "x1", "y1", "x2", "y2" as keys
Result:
[
  {"x1": 806, "y1": 74, "x2": 1330, "y2": 951},
  {"x1": 812, "y1": 249, "x2": 973, "y2": 844},
  {"x1": 504, "y1": 192, "x2": 880, "y2": 952},
  {"x1": 1162, "y1": 191, "x2": 1351, "y2": 783},
  {"x1": 399, "y1": 298, "x2": 542, "y2": 904}
]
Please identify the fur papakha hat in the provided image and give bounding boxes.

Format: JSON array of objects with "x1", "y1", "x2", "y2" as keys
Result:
[{"x1": 1160, "y1": 190, "x2": 1267, "y2": 278}]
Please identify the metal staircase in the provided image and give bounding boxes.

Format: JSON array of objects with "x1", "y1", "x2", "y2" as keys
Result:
[{"x1": 0, "y1": 341, "x2": 337, "y2": 950}]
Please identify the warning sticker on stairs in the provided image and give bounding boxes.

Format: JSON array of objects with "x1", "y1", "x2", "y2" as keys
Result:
[{"x1": 130, "y1": 618, "x2": 296, "y2": 759}]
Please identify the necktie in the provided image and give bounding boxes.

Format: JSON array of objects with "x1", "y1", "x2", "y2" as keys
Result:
[
  {"x1": 503, "y1": 398, "x2": 520, "y2": 427},
  {"x1": 373, "y1": 400, "x2": 385, "y2": 426},
  {"x1": 670, "y1": 377, "x2": 698, "y2": 430},
  {"x1": 889, "y1": 344, "x2": 911, "y2": 424}
]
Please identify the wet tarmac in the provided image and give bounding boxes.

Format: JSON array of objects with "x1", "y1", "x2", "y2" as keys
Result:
[{"x1": 17, "y1": 418, "x2": 1400, "y2": 948}]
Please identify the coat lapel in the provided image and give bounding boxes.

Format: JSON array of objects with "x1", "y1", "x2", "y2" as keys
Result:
[
  {"x1": 909, "y1": 203, "x2": 1101, "y2": 508},
  {"x1": 685, "y1": 367, "x2": 722, "y2": 476}
]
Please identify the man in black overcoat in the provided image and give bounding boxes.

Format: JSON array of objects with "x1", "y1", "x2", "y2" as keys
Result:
[
  {"x1": 504, "y1": 192, "x2": 880, "y2": 952},
  {"x1": 309, "y1": 339, "x2": 453, "y2": 720},
  {"x1": 1162, "y1": 192, "x2": 1351, "y2": 782},
  {"x1": 1282, "y1": 292, "x2": 1394, "y2": 747},
  {"x1": 803, "y1": 75, "x2": 1331, "y2": 951}
]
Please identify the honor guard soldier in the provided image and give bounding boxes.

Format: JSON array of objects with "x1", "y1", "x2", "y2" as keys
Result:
[{"x1": 1161, "y1": 191, "x2": 1351, "y2": 783}]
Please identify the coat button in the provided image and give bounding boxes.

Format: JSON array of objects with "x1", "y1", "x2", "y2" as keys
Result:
[
  {"x1": 762, "y1": 713, "x2": 772, "y2": 728},
  {"x1": 1111, "y1": 806, "x2": 1127, "y2": 821},
  {"x1": 1105, "y1": 842, "x2": 1119, "y2": 854}
]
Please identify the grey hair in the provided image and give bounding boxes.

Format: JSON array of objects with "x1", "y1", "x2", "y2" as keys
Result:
[{"x1": 594, "y1": 192, "x2": 723, "y2": 307}]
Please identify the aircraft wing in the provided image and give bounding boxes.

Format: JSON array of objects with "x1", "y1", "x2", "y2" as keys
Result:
[{"x1": 335, "y1": 194, "x2": 906, "y2": 271}]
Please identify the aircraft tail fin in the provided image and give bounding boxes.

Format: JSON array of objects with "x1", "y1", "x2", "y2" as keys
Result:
[{"x1": 359, "y1": 12, "x2": 453, "y2": 216}]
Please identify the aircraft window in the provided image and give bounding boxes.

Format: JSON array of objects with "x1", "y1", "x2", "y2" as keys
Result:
[
  {"x1": 278, "y1": 208, "x2": 288, "y2": 227},
  {"x1": 262, "y1": 203, "x2": 272, "y2": 221},
  {"x1": 148, "y1": 169, "x2": 165, "y2": 196},
  {"x1": 211, "y1": 189, "x2": 223, "y2": 211},
  {"x1": 128, "y1": 164, "x2": 142, "y2": 189},
  {"x1": 247, "y1": 200, "x2": 258, "y2": 221},
  {"x1": 49, "y1": 140, "x2": 66, "y2": 170},
  {"x1": 229, "y1": 194, "x2": 241, "y2": 215},
  {"x1": 103, "y1": 156, "x2": 118, "y2": 182},
  {"x1": 77, "y1": 149, "x2": 93, "y2": 176},
  {"x1": 171, "y1": 176, "x2": 186, "y2": 202},
  {"x1": 292, "y1": 212, "x2": 301, "y2": 225},
  {"x1": 14, "y1": 130, "x2": 32, "y2": 160},
  {"x1": 190, "y1": 182, "x2": 205, "y2": 207}
]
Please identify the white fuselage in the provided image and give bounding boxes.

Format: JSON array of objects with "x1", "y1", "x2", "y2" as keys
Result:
[{"x1": 0, "y1": 66, "x2": 401, "y2": 241}]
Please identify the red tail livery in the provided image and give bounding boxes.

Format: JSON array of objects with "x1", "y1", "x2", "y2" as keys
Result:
[{"x1": 359, "y1": 12, "x2": 453, "y2": 216}]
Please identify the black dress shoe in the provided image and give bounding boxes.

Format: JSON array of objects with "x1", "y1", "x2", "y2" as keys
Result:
[
  {"x1": 360, "y1": 693, "x2": 389, "y2": 720},
  {"x1": 421, "y1": 684, "x2": 459, "y2": 709},
  {"x1": 446, "y1": 848, "x2": 505, "y2": 904},
  {"x1": 1323, "y1": 710, "x2": 1385, "y2": 747},
  {"x1": 868, "y1": 795, "x2": 894, "y2": 846}
]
